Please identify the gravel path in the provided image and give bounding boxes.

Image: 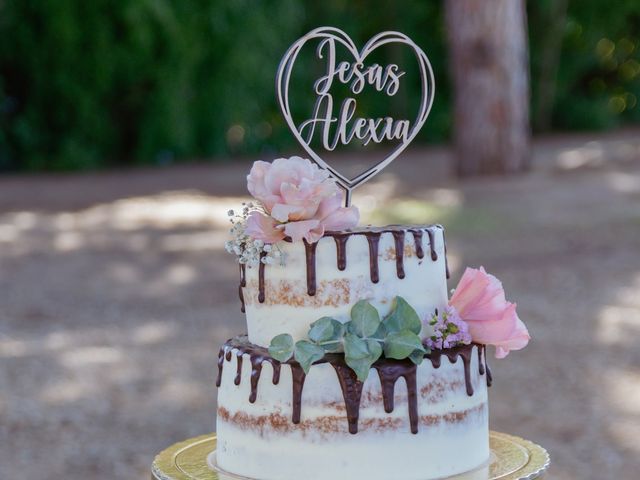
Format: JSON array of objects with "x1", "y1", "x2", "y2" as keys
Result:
[{"x1": 1, "y1": 130, "x2": 639, "y2": 479}]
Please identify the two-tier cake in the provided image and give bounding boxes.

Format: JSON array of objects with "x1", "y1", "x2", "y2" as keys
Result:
[{"x1": 214, "y1": 157, "x2": 529, "y2": 480}]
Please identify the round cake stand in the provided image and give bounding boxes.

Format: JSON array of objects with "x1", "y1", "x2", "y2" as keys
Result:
[{"x1": 151, "y1": 431, "x2": 549, "y2": 480}]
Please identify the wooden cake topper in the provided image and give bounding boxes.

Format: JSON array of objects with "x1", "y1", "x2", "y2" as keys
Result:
[{"x1": 276, "y1": 27, "x2": 435, "y2": 206}]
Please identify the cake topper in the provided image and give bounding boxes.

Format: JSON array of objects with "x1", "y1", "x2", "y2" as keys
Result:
[{"x1": 276, "y1": 27, "x2": 435, "y2": 206}]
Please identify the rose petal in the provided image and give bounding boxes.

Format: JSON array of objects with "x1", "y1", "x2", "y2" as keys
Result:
[
  {"x1": 450, "y1": 267, "x2": 507, "y2": 319},
  {"x1": 316, "y1": 191, "x2": 343, "y2": 219},
  {"x1": 315, "y1": 191, "x2": 359, "y2": 231},
  {"x1": 283, "y1": 219, "x2": 323, "y2": 243},
  {"x1": 247, "y1": 161, "x2": 280, "y2": 211},
  {"x1": 244, "y1": 212, "x2": 285, "y2": 243},
  {"x1": 448, "y1": 266, "x2": 530, "y2": 358},
  {"x1": 492, "y1": 317, "x2": 530, "y2": 358},
  {"x1": 271, "y1": 203, "x2": 308, "y2": 222},
  {"x1": 466, "y1": 302, "x2": 519, "y2": 344},
  {"x1": 322, "y1": 206, "x2": 360, "y2": 231}
]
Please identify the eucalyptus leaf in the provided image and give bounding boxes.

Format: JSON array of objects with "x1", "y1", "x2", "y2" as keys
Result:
[
  {"x1": 348, "y1": 300, "x2": 381, "y2": 338},
  {"x1": 373, "y1": 321, "x2": 387, "y2": 340},
  {"x1": 268, "y1": 333, "x2": 294, "y2": 362},
  {"x1": 384, "y1": 330, "x2": 426, "y2": 360},
  {"x1": 409, "y1": 349, "x2": 426, "y2": 365},
  {"x1": 343, "y1": 333, "x2": 369, "y2": 359},
  {"x1": 309, "y1": 317, "x2": 344, "y2": 344},
  {"x1": 294, "y1": 340, "x2": 325, "y2": 374},
  {"x1": 320, "y1": 339, "x2": 344, "y2": 353},
  {"x1": 346, "y1": 356, "x2": 375, "y2": 382},
  {"x1": 344, "y1": 334, "x2": 382, "y2": 381},
  {"x1": 383, "y1": 296, "x2": 422, "y2": 335},
  {"x1": 366, "y1": 338, "x2": 383, "y2": 363}
]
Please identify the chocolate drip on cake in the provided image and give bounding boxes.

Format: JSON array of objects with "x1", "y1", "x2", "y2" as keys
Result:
[
  {"x1": 303, "y1": 239, "x2": 318, "y2": 296},
  {"x1": 258, "y1": 251, "x2": 267, "y2": 303},
  {"x1": 374, "y1": 362, "x2": 419, "y2": 434},
  {"x1": 216, "y1": 349, "x2": 225, "y2": 387},
  {"x1": 425, "y1": 228, "x2": 438, "y2": 261},
  {"x1": 439, "y1": 226, "x2": 450, "y2": 279},
  {"x1": 271, "y1": 361, "x2": 281, "y2": 384},
  {"x1": 365, "y1": 232, "x2": 381, "y2": 283},
  {"x1": 239, "y1": 264, "x2": 246, "y2": 313},
  {"x1": 217, "y1": 337, "x2": 488, "y2": 434},
  {"x1": 237, "y1": 225, "x2": 447, "y2": 308},
  {"x1": 290, "y1": 364, "x2": 306, "y2": 424},
  {"x1": 234, "y1": 352, "x2": 243, "y2": 386},
  {"x1": 409, "y1": 229, "x2": 425, "y2": 259},
  {"x1": 391, "y1": 230, "x2": 406, "y2": 279},
  {"x1": 426, "y1": 346, "x2": 475, "y2": 396},
  {"x1": 330, "y1": 361, "x2": 364, "y2": 434},
  {"x1": 459, "y1": 353, "x2": 473, "y2": 396},
  {"x1": 249, "y1": 358, "x2": 263, "y2": 403},
  {"x1": 217, "y1": 341, "x2": 283, "y2": 403},
  {"x1": 333, "y1": 234, "x2": 349, "y2": 271},
  {"x1": 404, "y1": 366, "x2": 419, "y2": 433},
  {"x1": 484, "y1": 346, "x2": 492, "y2": 387}
]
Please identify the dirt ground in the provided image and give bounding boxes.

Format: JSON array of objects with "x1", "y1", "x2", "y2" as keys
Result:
[{"x1": 1, "y1": 129, "x2": 639, "y2": 479}]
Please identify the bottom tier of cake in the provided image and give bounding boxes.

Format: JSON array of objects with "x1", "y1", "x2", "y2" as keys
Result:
[{"x1": 215, "y1": 336, "x2": 490, "y2": 480}]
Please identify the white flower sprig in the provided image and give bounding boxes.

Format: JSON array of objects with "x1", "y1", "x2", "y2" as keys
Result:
[{"x1": 224, "y1": 202, "x2": 285, "y2": 266}]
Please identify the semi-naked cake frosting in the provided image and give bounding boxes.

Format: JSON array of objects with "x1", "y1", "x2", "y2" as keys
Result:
[
  {"x1": 216, "y1": 223, "x2": 494, "y2": 480},
  {"x1": 241, "y1": 226, "x2": 448, "y2": 345}
]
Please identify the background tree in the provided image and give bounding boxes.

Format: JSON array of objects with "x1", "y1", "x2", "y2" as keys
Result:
[{"x1": 445, "y1": 0, "x2": 531, "y2": 176}]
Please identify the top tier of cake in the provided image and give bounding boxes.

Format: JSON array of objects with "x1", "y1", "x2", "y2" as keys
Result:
[{"x1": 240, "y1": 225, "x2": 449, "y2": 347}]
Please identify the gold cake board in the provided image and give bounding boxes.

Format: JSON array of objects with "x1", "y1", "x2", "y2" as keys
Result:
[{"x1": 151, "y1": 431, "x2": 549, "y2": 480}]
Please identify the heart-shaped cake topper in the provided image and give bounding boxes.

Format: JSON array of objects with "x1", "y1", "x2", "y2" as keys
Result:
[{"x1": 276, "y1": 27, "x2": 435, "y2": 206}]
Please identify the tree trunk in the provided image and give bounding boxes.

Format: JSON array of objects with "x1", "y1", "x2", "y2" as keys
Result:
[{"x1": 445, "y1": 0, "x2": 531, "y2": 176}]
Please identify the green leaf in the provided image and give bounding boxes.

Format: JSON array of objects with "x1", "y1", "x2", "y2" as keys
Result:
[
  {"x1": 294, "y1": 340, "x2": 325, "y2": 374},
  {"x1": 409, "y1": 349, "x2": 426, "y2": 365},
  {"x1": 268, "y1": 333, "x2": 294, "y2": 362},
  {"x1": 384, "y1": 330, "x2": 426, "y2": 360},
  {"x1": 373, "y1": 321, "x2": 387, "y2": 340},
  {"x1": 343, "y1": 333, "x2": 369, "y2": 359},
  {"x1": 348, "y1": 300, "x2": 381, "y2": 338},
  {"x1": 344, "y1": 333, "x2": 382, "y2": 381},
  {"x1": 383, "y1": 296, "x2": 422, "y2": 335},
  {"x1": 308, "y1": 317, "x2": 344, "y2": 346}
]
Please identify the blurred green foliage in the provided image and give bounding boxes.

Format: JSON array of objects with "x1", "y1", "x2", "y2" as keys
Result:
[
  {"x1": 529, "y1": 0, "x2": 640, "y2": 132},
  {"x1": 0, "y1": 0, "x2": 638, "y2": 171}
]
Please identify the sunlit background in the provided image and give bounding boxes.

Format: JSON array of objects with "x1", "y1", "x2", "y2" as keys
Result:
[{"x1": 1, "y1": 2, "x2": 639, "y2": 480}]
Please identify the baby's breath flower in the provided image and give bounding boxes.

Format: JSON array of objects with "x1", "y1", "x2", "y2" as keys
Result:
[{"x1": 224, "y1": 200, "x2": 286, "y2": 267}]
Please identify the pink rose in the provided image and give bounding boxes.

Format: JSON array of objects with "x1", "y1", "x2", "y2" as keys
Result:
[
  {"x1": 283, "y1": 190, "x2": 360, "y2": 243},
  {"x1": 247, "y1": 156, "x2": 334, "y2": 219},
  {"x1": 449, "y1": 267, "x2": 530, "y2": 358},
  {"x1": 245, "y1": 157, "x2": 359, "y2": 243},
  {"x1": 244, "y1": 211, "x2": 285, "y2": 243}
]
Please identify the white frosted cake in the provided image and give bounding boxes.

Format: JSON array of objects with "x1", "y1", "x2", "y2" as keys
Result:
[
  {"x1": 212, "y1": 155, "x2": 531, "y2": 480},
  {"x1": 217, "y1": 225, "x2": 489, "y2": 479},
  {"x1": 242, "y1": 226, "x2": 448, "y2": 346}
]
